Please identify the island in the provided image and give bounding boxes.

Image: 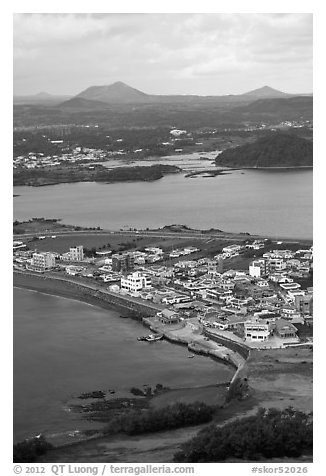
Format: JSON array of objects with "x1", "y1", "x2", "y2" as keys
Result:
[{"x1": 215, "y1": 132, "x2": 313, "y2": 168}]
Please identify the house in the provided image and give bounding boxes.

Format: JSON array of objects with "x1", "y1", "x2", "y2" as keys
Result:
[
  {"x1": 279, "y1": 282, "x2": 301, "y2": 291},
  {"x1": 275, "y1": 319, "x2": 298, "y2": 339},
  {"x1": 244, "y1": 318, "x2": 272, "y2": 342},
  {"x1": 121, "y1": 272, "x2": 151, "y2": 293},
  {"x1": 268, "y1": 258, "x2": 286, "y2": 272},
  {"x1": 222, "y1": 244, "x2": 243, "y2": 254},
  {"x1": 65, "y1": 265, "x2": 85, "y2": 276},
  {"x1": 157, "y1": 309, "x2": 180, "y2": 324},
  {"x1": 256, "y1": 279, "x2": 269, "y2": 288}
]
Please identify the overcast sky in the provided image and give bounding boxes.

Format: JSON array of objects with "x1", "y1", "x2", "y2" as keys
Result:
[{"x1": 13, "y1": 13, "x2": 313, "y2": 96}]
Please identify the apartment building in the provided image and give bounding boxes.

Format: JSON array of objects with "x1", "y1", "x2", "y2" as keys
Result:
[
  {"x1": 70, "y1": 245, "x2": 84, "y2": 261},
  {"x1": 29, "y1": 252, "x2": 56, "y2": 272},
  {"x1": 120, "y1": 272, "x2": 151, "y2": 293}
]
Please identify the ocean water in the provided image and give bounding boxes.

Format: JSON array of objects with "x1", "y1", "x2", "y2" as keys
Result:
[
  {"x1": 13, "y1": 287, "x2": 233, "y2": 443},
  {"x1": 13, "y1": 168, "x2": 313, "y2": 239}
]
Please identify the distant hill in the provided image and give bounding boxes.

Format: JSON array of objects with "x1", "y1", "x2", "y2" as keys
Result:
[
  {"x1": 14, "y1": 82, "x2": 313, "y2": 128},
  {"x1": 215, "y1": 132, "x2": 313, "y2": 168},
  {"x1": 60, "y1": 82, "x2": 306, "y2": 108},
  {"x1": 76, "y1": 81, "x2": 151, "y2": 104},
  {"x1": 233, "y1": 96, "x2": 313, "y2": 120},
  {"x1": 242, "y1": 85, "x2": 290, "y2": 98},
  {"x1": 58, "y1": 97, "x2": 111, "y2": 111}
]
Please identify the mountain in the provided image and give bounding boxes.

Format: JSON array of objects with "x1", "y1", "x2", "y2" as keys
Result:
[
  {"x1": 75, "y1": 81, "x2": 150, "y2": 104},
  {"x1": 242, "y1": 85, "x2": 290, "y2": 98},
  {"x1": 65, "y1": 82, "x2": 302, "y2": 108},
  {"x1": 215, "y1": 132, "x2": 313, "y2": 168},
  {"x1": 58, "y1": 97, "x2": 111, "y2": 111}
]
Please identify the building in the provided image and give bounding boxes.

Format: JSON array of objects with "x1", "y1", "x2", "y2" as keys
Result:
[
  {"x1": 120, "y1": 272, "x2": 151, "y2": 293},
  {"x1": 70, "y1": 245, "x2": 84, "y2": 261},
  {"x1": 112, "y1": 253, "x2": 135, "y2": 272},
  {"x1": 29, "y1": 252, "x2": 56, "y2": 272},
  {"x1": 222, "y1": 244, "x2": 243, "y2": 256},
  {"x1": 207, "y1": 258, "x2": 223, "y2": 274},
  {"x1": 244, "y1": 318, "x2": 272, "y2": 342},
  {"x1": 65, "y1": 265, "x2": 85, "y2": 276},
  {"x1": 157, "y1": 309, "x2": 180, "y2": 324},
  {"x1": 268, "y1": 258, "x2": 286, "y2": 272},
  {"x1": 249, "y1": 259, "x2": 269, "y2": 278},
  {"x1": 294, "y1": 293, "x2": 313, "y2": 315},
  {"x1": 275, "y1": 319, "x2": 298, "y2": 339}
]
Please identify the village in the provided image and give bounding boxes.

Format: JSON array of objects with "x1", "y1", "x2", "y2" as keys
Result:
[{"x1": 13, "y1": 232, "x2": 313, "y2": 353}]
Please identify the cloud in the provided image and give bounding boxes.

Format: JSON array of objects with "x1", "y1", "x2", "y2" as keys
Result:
[{"x1": 13, "y1": 13, "x2": 312, "y2": 95}]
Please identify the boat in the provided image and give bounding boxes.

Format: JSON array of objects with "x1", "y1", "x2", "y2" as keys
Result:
[
  {"x1": 188, "y1": 354, "x2": 195, "y2": 358},
  {"x1": 145, "y1": 333, "x2": 164, "y2": 342}
]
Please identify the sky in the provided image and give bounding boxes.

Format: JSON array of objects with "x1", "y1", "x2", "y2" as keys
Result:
[{"x1": 13, "y1": 13, "x2": 313, "y2": 96}]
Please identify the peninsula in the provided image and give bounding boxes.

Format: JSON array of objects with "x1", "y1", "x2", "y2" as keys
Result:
[{"x1": 13, "y1": 163, "x2": 181, "y2": 187}]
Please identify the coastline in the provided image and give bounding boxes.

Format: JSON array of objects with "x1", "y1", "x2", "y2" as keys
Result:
[
  {"x1": 13, "y1": 272, "x2": 243, "y2": 374},
  {"x1": 14, "y1": 271, "x2": 313, "y2": 461}
]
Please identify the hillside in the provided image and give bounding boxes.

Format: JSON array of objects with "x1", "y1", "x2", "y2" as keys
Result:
[
  {"x1": 76, "y1": 81, "x2": 151, "y2": 104},
  {"x1": 234, "y1": 96, "x2": 313, "y2": 120},
  {"x1": 242, "y1": 85, "x2": 290, "y2": 98},
  {"x1": 62, "y1": 82, "x2": 302, "y2": 107},
  {"x1": 58, "y1": 97, "x2": 111, "y2": 111},
  {"x1": 215, "y1": 132, "x2": 313, "y2": 168}
]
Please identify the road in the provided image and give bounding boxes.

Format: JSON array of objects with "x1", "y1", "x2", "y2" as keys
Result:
[{"x1": 13, "y1": 228, "x2": 309, "y2": 244}]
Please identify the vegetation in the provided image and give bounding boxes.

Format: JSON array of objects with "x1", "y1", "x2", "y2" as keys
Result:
[
  {"x1": 13, "y1": 163, "x2": 181, "y2": 187},
  {"x1": 104, "y1": 401, "x2": 215, "y2": 436},
  {"x1": 215, "y1": 132, "x2": 313, "y2": 168},
  {"x1": 13, "y1": 435, "x2": 53, "y2": 463},
  {"x1": 174, "y1": 407, "x2": 313, "y2": 462}
]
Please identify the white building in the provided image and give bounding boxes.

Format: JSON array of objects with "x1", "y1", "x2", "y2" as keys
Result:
[
  {"x1": 222, "y1": 244, "x2": 243, "y2": 254},
  {"x1": 170, "y1": 129, "x2": 187, "y2": 137},
  {"x1": 120, "y1": 272, "x2": 152, "y2": 293},
  {"x1": 70, "y1": 245, "x2": 84, "y2": 261},
  {"x1": 244, "y1": 318, "x2": 271, "y2": 342},
  {"x1": 30, "y1": 252, "x2": 56, "y2": 272},
  {"x1": 249, "y1": 259, "x2": 268, "y2": 278}
]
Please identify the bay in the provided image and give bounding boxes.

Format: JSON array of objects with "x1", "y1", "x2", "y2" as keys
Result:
[
  {"x1": 13, "y1": 288, "x2": 233, "y2": 443},
  {"x1": 13, "y1": 169, "x2": 313, "y2": 239}
]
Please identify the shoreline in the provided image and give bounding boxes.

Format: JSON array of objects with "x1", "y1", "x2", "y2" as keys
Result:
[
  {"x1": 13, "y1": 272, "x2": 238, "y2": 443},
  {"x1": 13, "y1": 271, "x2": 312, "y2": 461},
  {"x1": 13, "y1": 272, "x2": 242, "y2": 373},
  {"x1": 13, "y1": 164, "x2": 313, "y2": 188}
]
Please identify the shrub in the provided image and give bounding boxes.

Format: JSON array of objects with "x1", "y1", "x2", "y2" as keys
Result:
[
  {"x1": 13, "y1": 436, "x2": 53, "y2": 463},
  {"x1": 174, "y1": 407, "x2": 313, "y2": 462}
]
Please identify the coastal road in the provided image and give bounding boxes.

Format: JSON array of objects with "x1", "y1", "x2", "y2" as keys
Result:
[{"x1": 13, "y1": 228, "x2": 309, "y2": 244}]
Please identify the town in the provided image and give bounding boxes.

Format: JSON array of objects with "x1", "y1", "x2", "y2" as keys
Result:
[
  {"x1": 13, "y1": 120, "x2": 312, "y2": 171},
  {"x1": 13, "y1": 229, "x2": 313, "y2": 358}
]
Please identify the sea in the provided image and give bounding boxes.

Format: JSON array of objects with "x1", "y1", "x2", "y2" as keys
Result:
[
  {"x1": 13, "y1": 161, "x2": 313, "y2": 443},
  {"x1": 13, "y1": 287, "x2": 233, "y2": 444},
  {"x1": 13, "y1": 167, "x2": 313, "y2": 239}
]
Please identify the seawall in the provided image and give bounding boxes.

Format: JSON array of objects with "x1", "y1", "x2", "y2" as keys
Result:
[{"x1": 14, "y1": 270, "x2": 249, "y2": 382}]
